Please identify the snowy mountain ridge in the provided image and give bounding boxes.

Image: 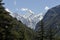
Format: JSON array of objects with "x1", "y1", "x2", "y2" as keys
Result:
[
  {"x1": 5, "y1": 8, "x2": 44, "y2": 29},
  {"x1": 12, "y1": 13, "x2": 43, "y2": 29}
]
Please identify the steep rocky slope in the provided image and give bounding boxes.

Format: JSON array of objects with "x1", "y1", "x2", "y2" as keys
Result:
[{"x1": 35, "y1": 5, "x2": 60, "y2": 40}]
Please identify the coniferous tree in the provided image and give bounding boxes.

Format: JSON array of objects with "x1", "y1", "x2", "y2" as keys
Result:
[
  {"x1": 0, "y1": 0, "x2": 37, "y2": 40},
  {"x1": 36, "y1": 20, "x2": 44, "y2": 40},
  {"x1": 48, "y1": 25, "x2": 60, "y2": 40},
  {"x1": 40, "y1": 20, "x2": 44, "y2": 40},
  {"x1": 48, "y1": 26, "x2": 53, "y2": 40}
]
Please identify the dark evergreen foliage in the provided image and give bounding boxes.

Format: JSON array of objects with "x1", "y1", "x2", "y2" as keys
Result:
[{"x1": 0, "y1": 0, "x2": 36, "y2": 40}]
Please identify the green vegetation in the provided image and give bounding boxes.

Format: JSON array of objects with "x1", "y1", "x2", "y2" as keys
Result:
[
  {"x1": 0, "y1": 0, "x2": 36, "y2": 40},
  {"x1": 0, "y1": 0, "x2": 60, "y2": 40}
]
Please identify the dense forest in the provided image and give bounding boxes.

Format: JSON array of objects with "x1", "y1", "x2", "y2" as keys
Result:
[{"x1": 0, "y1": 0, "x2": 37, "y2": 40}]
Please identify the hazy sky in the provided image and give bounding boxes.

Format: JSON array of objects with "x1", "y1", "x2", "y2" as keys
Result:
[{"x1": 3, "y1": 0, "x2": 60, "y2": 14}]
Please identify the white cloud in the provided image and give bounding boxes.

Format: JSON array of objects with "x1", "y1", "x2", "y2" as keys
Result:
[
  {"x1": 14, "y1": 0, "x2": 16, "y2": 5},
  {"x1": 21, "y1": 8, "x2": 28, "y2": 11},
  {"x1": 16, "y1": 8, "x2": 19, "y2": 11},
  {"x1": 45, "y1": 6, "x2": 49, "y2": 10}
]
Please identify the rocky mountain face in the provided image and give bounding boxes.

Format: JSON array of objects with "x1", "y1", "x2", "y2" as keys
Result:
[
  {"x1": 10, "y1": 13, "x2": 43, "y2": 29},
  {"x1": 35, "y1": 5, "x2": 60, "y2": 40}
]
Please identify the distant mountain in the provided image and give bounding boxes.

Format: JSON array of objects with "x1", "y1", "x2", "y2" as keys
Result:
[
  {"x1": 35, "y1": 5, "x2": 60, "y2": 40},
  {"x1": 6, "y1": 7, "x2": 44, "y2": 29},
  {"x1": 10, "y1": 12, "x2": 43, "y2": 29}
]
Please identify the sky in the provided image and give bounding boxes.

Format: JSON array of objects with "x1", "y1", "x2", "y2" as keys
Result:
[{"x1": 3, "y1": 0, "x2": 60, "y2": 15}]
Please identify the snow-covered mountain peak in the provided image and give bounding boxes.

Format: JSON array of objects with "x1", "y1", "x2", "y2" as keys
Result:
[
  {"x1": 5, "y1": 8, "x2": 44, "y2": 29},
  {"x1": 10, "y1": 12, "x2": 43, "y2": 29}
]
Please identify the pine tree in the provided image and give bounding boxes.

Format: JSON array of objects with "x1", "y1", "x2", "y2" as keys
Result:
[
  {"x1": 0, "y1": 0, "x2": 38, "y2": 40},
  {"x1": 0, "y1": 0, "x2": 12, "y2": 40},
  {"x1": 49, "y1": 26, "x2": 53, "y2": 40},
  {"x1": 0, "y1": 0, "x2": 4, "y2": 12},
  {"x1": 36, "y1": 20, "x2": 44, "y2": 40},
  {"x1": 40, "y1": 20, "x2": 44, "y2": 40}
]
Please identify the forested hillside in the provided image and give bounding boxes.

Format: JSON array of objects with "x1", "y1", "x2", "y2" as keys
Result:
[
  {"x1": 0, "y1": 0, "x2": 36, "y2": 40},
  {"x1": 35, "y1": 5, "x2": 60, "y2": 40}
]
